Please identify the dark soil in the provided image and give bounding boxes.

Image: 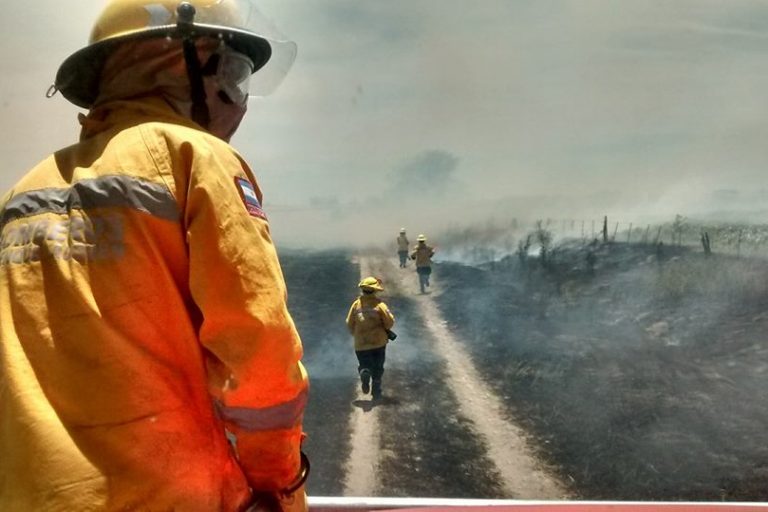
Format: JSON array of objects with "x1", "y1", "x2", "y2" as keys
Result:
[
  {"x1": 280, "y1": 249, "x2": 360, "y2": 496},
  {"x1": 433, "y1": 241, "x2": 768, "y2": 500}
]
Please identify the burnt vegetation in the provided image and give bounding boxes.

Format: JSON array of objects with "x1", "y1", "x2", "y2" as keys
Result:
[{"x1": 435, "y1": 230, "x2": 768, "y2": 500}]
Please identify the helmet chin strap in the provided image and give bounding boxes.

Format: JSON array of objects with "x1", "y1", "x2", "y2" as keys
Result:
[{"x1": 177, "y1": 3, "x2": 211, "y2": 128}]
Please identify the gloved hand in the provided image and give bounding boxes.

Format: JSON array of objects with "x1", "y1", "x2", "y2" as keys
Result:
[
  {"x1": 245, "y1": 485, "x2": 307, "y2": 512},
  {"x1": 245, "y1": 451, "x2": 310, "y2": 512}
]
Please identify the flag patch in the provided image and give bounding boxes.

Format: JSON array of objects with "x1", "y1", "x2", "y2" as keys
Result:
[{"x1": 235, "y1": 177, "x2": 267, "y2": 220}]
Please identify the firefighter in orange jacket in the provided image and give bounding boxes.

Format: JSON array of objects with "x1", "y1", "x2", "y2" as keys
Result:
[
  {"x1": 0, "y1": 1, "x2": 308, "y2": 511},
  {"x1": 345, "y1": 277, "x2": 395, "y2": 400}
]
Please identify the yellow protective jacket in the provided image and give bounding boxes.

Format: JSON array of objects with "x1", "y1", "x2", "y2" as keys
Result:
[
  {"x1": 396, "y1": 235, "x2": 409, "y2": 251},
  {"x1": 0, "y1": 97, "x2": 308, "y2": 511},
  {"x1": 410, "y1": 243, "x2": 435, "y2": 268},
  {"x1": 345, "y1": 294, "x2": 395, "y2": 351}
]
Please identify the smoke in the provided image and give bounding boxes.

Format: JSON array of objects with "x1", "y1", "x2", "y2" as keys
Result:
[
  {"x1": 386, "y1": 150, "x2": 461, "y2": 200},
  {"x1": 301, "y1": 336, "x2": 358, "y2": 379},
  {"x1": 268, "y1": 148, "x2": 466, "y2": 250}
]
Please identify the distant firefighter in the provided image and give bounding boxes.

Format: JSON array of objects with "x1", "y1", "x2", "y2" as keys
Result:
[
  {"x1": 396, "y1": 228, "x2": 410, "y2": 268},
  {"x1": 345, "y1": 277, "x2": 396, "y2": 400},
  {"x1": 411, "y1": 234, "x2": 436, "y2": 293}
]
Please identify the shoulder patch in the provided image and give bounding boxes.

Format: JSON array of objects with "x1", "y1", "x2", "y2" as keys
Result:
[{"x1": 234, "y1": 176, "x2": 267, "y2": 221}]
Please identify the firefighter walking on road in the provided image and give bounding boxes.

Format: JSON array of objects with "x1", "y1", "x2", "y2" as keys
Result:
[
  {"x1": 396, "y1": 228, "x2": 410, "y2": 268},
  {"x1": 411, "y1": 234, "x2": 436, "y2": 293},
  {"x1": 346, "y1": 277, "x2": 396, "y2": 400}
]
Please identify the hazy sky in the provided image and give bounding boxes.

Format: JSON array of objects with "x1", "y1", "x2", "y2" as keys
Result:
[{"x1": 2, "y1": 1, "x2": 768, "y2": 247}]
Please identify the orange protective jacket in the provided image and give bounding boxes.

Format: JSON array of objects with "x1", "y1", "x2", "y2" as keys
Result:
[
  {"x1": 0, "y1": 97, "x2": 308, "y2": 511},
  {"x1": 345, "y1": 294, "x2": 395, "y2": 351}
]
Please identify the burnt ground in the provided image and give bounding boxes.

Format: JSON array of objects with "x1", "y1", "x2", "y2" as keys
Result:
[
  {"x1": 280, "y1": 249, "x2": 359, "y2": 496},
  {"x1": 280, "y1": 242, "x2": 768, "y2": 500},
  {"x1": 434, "y1": 241, "x2": 768, "y2": 500}
]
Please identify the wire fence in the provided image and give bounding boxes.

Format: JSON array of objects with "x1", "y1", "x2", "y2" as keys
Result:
[
  {"x1": 436, "y1": 216, "x2": 768, "y2": 264},
  {"x1": 547, "y1": 217, "x2": 768, "y2": 258}
]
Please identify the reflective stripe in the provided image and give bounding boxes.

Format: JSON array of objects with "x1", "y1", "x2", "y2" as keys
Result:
[
  {"x1": 218, "y1": 389, "x2": 308, "y2": 432},
  {"x1": 0, "y1": 176, "x2": 179, "y2": 228}
]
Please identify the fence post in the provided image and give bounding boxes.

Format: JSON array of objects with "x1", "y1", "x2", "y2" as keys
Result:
[{"x1": 701, "y1": 231, "x2": 711, "y2": 256}]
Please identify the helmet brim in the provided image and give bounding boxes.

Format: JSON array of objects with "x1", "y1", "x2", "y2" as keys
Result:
[{"x1": 55, "y1": 25, "x2": 272, "y2": 109}]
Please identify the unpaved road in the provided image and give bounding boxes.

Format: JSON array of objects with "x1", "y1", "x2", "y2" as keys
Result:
[{"x1": 341, "y1": 253, "x2": 569, "y2": 498}]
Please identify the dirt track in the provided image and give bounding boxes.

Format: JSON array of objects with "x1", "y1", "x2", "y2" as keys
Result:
[{"x1": 341, "y1": 253, "x2": 569, "y2": 498}]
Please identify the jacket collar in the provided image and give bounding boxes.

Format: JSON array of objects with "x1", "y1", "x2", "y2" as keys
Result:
[{"x1": 78, "y1": 96, "x2": 199, "y2": 141}]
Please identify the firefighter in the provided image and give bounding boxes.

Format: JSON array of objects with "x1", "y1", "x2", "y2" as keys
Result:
[
  {"x1": 0, "y1": 1, "x2": 308, "y2": 511},
  {"x1": 345, "y1": 277, "x2": 396, "y2": 400},
  {"x1": 396, "y1": 227, "x2": 409, "y2": 268},
  {"x1": 410, "y1": 234, "x2": 436, "y2": 293}
]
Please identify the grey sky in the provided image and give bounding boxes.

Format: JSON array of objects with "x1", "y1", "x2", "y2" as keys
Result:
[{"x1": 2, "y1": 1, "x2": 768, "y2": 247}]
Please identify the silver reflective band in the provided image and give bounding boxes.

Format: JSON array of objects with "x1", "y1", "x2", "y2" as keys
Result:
[
  {"x1": 0, "y1": 175, "x2": 179, "y2": 229},
  {"x1": 217, "y1": 388, "x2": 308, "y2": 432},
  {"x1": 0, "y1": 213, "x2": 125, "y2": 265}
]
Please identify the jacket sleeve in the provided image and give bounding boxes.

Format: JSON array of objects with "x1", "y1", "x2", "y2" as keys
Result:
[
  {"x1": 167, "y1": 134, "x2": 308, "y2": 493},
  {"x1": 345, "y1": 300, "x2": 358, "y2": 334},
  {"x1": 378, "y1": 303, "x2": 395, "y2": 331}
]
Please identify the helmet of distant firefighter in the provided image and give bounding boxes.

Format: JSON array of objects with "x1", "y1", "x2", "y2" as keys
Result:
[{"x1": 358, "y1": 276, "x2": 384, "y2": 292}]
